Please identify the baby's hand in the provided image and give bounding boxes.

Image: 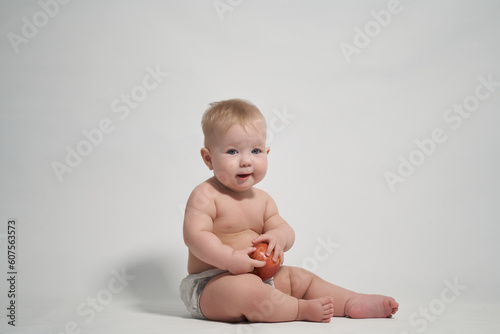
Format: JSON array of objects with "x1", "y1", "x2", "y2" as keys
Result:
[
  {"x1": 227, "y1": 247, "x2": 266, "y2": 275},
  {"x1": 252, "y1": 234, "x2": 285, "y2": 265}
]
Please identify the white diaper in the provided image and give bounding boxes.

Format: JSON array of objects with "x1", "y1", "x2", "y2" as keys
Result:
[{"x1": 179, "y1": 269, "x2": 275, "y2": 319}]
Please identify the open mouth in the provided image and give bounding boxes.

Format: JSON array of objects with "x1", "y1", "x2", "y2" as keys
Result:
[{"x1": 236, "y1": 173, "x2": 252, "y2": 180}]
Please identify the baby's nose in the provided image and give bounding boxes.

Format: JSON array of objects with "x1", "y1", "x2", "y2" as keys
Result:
[{"x1": 240, "y1": 155, "x2": 252, "y2": 167}]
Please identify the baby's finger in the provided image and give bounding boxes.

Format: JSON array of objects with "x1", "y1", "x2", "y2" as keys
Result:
[
  {"x1": 252, "y1": 234, "x2": 269, "y2": 245},
  {"x1": 266, "y1": 240, "x2": 277, "y2": 256},
  {"x1": 245, "y1": 247, "x2": 257, "y2": 255},
  {"x1": 271, "y1": 245, "x2": 282, "y2": 262},
  {"x1": 252, "y1": 259, "x2": 266, "y2": 268}
]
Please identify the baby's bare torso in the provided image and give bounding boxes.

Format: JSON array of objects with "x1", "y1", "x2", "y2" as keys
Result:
[{"x1": 187, "y1": 178, "x2": 269, "y2": 274}]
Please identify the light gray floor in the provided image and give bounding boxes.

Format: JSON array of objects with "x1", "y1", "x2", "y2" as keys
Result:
[{"x1": 7, "y1": 299, "x2": 500, "y2": 334}]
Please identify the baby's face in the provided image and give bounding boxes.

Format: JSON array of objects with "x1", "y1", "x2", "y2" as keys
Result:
[{"x1": 206, "y1": 121, "x2": 269, "y2": 192}]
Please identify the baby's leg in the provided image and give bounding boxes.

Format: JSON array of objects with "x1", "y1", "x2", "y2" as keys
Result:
[
  {"x1": 274, "y1": 266, "x2": 399, "y2": 318},
  {"x1": 199, "y1": 272, "x2": 333, "y2": 323}
]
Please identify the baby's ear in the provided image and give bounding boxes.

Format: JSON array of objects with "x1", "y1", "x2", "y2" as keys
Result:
[{"x1": 200, "y1": 147, "x2": 213, "y2": 170}]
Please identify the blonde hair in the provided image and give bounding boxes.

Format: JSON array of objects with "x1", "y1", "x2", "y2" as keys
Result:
[{"x1": 201, "y1": 99, "x2": 266, "y2": 147}]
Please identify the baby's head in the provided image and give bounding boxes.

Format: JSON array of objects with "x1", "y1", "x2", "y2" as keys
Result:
[
  {"x1": 200, "y1": 99, "x2": 269, "y2": 192},
  {"x1": 201, "y1": 99, "x2": 266, "y2": 149}
]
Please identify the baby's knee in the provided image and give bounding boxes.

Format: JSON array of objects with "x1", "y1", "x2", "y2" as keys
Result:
[
  {"x1": 234, "y1": 273, "x2": 263, "y2": 286},
  {"x1": 224, "y1": 274, "x2": 265, "y2": 299},
  {"x1": 236, "y1": 275, "x2": 284, "y2": 322},
  {"x1": 280, "y1": 266, "x2": 315, "y2": 294},
  {"x1": 241, "y1": 273, "x2": 270, "y2": 293},
  {"x1": 279, "y1": 265, "x2": 310, "y2": 276}
]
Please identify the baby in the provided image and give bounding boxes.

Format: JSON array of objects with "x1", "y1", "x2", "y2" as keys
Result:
[{"x1": 180, "y1": 99, "x2": 399, "y2": 323}]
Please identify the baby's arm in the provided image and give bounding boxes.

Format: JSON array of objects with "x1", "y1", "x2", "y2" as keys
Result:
[
  {"x1": 253, "y1": 194, "x2": 295, "y2": 263},
  {"x1": 183, "y1": 186, "x2": 265, "y2": 274}
]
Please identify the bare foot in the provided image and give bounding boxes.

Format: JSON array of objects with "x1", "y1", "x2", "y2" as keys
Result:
[
  {"x1": 297, "y1": 297, "x2": 334, "y2": 323},
  {"x1": 344, "y1": 294, "x2": 399, "y2": 319}
]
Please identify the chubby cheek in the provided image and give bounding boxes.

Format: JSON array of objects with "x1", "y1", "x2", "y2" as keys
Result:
[
  {"x1": 254, "y1": 160, "x2": 268, "y2": 178},
  {"x1": 214, "y1": 171, "x2": 231, "y2": 185},
  {"x1": 213, "y1": 159, "x2": 237, "y2": 180}
]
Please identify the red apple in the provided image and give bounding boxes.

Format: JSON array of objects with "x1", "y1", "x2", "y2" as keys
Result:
[{"x1": 250, "y1": 243, "x2": 281, "y2": 281}]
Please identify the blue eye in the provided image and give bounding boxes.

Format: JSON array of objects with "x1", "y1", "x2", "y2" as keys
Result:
[
  {"x1": 252, "y1": 149, "x2": 261, "y2": 154},
  {"x1": 227, "y1": 149, "x2": 237, "y2": 155}
]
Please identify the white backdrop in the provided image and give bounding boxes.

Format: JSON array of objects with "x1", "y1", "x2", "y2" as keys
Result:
[{"x1": 1, "y1": 0, "x2": 499, "y2": 331}]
